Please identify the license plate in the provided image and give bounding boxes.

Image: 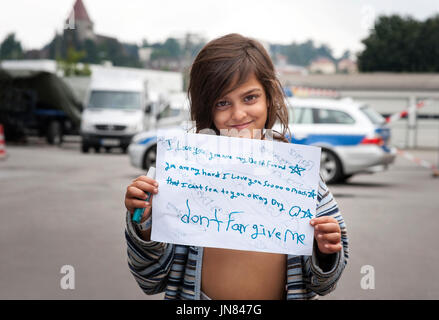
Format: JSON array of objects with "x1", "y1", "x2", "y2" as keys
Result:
[{"x1": 101, "y1": 139, "x2": 120, "y2": 146}]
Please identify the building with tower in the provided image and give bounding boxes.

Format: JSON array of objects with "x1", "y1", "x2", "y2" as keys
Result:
[{"x1": 65, "y1": 0, "x2": 96, "y2": 43}]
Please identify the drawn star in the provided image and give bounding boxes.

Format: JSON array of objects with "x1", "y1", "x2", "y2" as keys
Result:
[
  {"x1": 301, "y1": 208, "x2": 313, "y2": 219},
  {"x1": 290, "y1": 164, "x2": 306, "y2": 176},
  {"x1": 307, "y1": 189, "x2": 317, "y2": 199}
]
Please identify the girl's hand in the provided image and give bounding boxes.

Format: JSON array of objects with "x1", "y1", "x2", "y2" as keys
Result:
[
  {"x1": 125, "y1": 175, "x2": 159, "y2": 223},
  {"x1": 310, "y1": 216, "x2": 342, "y2": 255}
]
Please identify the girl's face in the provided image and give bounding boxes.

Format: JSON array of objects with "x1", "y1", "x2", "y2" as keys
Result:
[{"x1": 212, "y1": 73, "x2": 268, "y2": 139}]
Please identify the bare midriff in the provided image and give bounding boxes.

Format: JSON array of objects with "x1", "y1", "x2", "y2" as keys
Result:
[{"x1": 201, "y1": 247, "x2": 287, "y2": 300}]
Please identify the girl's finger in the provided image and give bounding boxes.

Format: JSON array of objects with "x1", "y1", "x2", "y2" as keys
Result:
[
  {"x1": 133, "y1": 176, "x2": 158, "y2": 187},
  {"x1": 321, "y1": 243, "x2": 342, "y2": 253},
  {"x1": 125, "y1": 195, "x2": 153, "y2": 213},
  {"x1": 314, "y1": 222, "x2": 340, "y2": 233},
  {"x1": 126, "y1": 199, "x2": 151, "y2": 211},
  {"x1": 310, "y1": 216, "x2": 336, "y2": 226},
  {"x1": 126, "y1": 186, "x2": 150, "y2": 200},
  {"x1": 132, "y1": 180, "x2": 158, "y2": 194},
  {"x1": 316, "y1": 232, "x2": 341, "y2": 244}
]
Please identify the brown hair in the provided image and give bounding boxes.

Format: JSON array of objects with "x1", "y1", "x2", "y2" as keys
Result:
[{"x1": 188, "y1": 33, "x2": 290, "y2": 142}]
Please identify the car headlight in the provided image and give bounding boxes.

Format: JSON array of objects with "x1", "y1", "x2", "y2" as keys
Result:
[
  {"x1": 128, "y1": 122, "x2": 143, "y2": 133},
  {"x1": 80, "y1": 122, "x2": 95, "y2": 132}
]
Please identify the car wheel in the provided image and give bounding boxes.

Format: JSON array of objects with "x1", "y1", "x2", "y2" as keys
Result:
[
  {"x1": 47, "y1": 121, "x2": 63, "y2": 145},
  {"x1": 143, "y1": 145, "x2": 157, "y2": 170},
  {"x1": 341, "y1": 174, "x2": 354, "y2": 182},
  {"x1": 320, "y1": 149, "x2": 343, "y2": 184},
  {"x1": 81, "y1": 143, "x2": 89, "y2": 153}
]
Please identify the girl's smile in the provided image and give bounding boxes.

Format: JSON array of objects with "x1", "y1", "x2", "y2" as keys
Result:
[{"x1": 229, "y1": 120, "x2": 254, "y2": 130}]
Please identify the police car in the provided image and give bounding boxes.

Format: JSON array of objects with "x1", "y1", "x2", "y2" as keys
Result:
[
  {"x1": 282, "y1": 97, "x2": 396, "y2": 183},
  {"x1": 128, "y1": 97, "x2": 396, "y2": 184},
  {"x1": 128, "y1": 93, "x2": 190, "y2": 170}
]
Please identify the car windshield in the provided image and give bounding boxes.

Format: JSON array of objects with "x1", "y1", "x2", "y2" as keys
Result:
[
  {"x1": 360, "y1": 105, "x2": 385, "y2": 125},
  {"x1": 158, "y1": 104, "x2": 182, "y2": 119},
  {"x1": 88, "y1": 91, "x2": 141, "y2": 109}
]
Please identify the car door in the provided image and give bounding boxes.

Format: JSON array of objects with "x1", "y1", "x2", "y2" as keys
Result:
[{"x1": 290, "y1": 106, "x2": 367, "y2": 147}]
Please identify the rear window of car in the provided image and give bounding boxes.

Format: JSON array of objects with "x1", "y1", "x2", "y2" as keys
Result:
[{"x1": 360, "y1": 106, "x2": 385, "y2": 125}]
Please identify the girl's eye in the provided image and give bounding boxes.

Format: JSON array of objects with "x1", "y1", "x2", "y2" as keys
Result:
[
  {"x1": 215, "y1": 100, "x2": 230, "y2": 109},
  {"x1": 244, "y1": 94, "x2": 259, "y2": 103}
]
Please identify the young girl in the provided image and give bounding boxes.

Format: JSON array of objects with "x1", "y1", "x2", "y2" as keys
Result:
[{"x1": 124, "y1": 33, "x2": 348, "y2": 300}]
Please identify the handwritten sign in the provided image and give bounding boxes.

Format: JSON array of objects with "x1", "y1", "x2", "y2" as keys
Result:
[{"x1": 151, "y1": 131, "x2": 321, "y2": 255}]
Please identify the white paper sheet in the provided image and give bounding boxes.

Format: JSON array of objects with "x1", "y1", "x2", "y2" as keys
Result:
[{"x1": 151, "y1": 131, "x2": 321, "y2": 256}]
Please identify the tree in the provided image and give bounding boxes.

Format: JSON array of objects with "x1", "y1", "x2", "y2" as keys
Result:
[
  {"x1": 48, "y1": 33, "x2": 63, "y2": 60},
  {"x1": 271, "y1": 40, "x2": 335, "y2": 67},
  {"x1": 82, "y1": 39, "x2": 100, "y2": 64},
  {"x1": 48, "y1": 28, "x2": 142, "y2": 68},
  {"x1": 150, "y1": 37, "x2": 181, "y2": 61},
  {"x1": 141, "y1": 39, "x2": 150, "y2": 48},
  {"x1": 357, "y1": 14, "x2": 439, "y2": 72},
  {"x1": 56, "y1": 47, "x2": 91, "y2": 77},
  {"x1": 416, "y1": 14, "x2": 439, "y2": 72},
  {"x1": 339, "y1": 50, "x2": 352, "y2": 61},
  {"x1": 163, "y1": 38, "x2": 181, "y2": 58},
  {"x1": 0, "y1": 33, "x2": 24, "y2": 60}
]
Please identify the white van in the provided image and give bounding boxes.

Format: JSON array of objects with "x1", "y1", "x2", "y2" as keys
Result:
[{"x1": 80, "y1": 69, "x2": 155, "y2": 153}]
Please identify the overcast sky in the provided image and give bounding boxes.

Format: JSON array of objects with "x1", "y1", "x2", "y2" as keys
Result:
[{"x1": 1, "y1": 0, "x2": 437, "y2": 57}]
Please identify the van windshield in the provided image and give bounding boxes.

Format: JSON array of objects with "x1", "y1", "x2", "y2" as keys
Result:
[{"x1": 88, "y1": 91, "x2": 141, "y2": 110}]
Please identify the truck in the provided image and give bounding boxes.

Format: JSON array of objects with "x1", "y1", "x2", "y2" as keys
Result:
[{"x1": 0, "y1": 60, "x2": 82, "y2": 144}]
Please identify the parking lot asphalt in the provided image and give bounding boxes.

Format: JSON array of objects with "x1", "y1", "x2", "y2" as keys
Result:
[{"x1": 1, "y1": 138, "x2": 438, "y2": 299}]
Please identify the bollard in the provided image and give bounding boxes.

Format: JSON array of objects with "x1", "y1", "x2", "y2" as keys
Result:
[{"x1": 0, "y1": 124, "x2": 7, "y2": 160}]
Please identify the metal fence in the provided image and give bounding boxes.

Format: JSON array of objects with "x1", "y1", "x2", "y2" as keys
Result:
[{"x1": 338, "y1": 90, "x2": 439, "y2": 150}]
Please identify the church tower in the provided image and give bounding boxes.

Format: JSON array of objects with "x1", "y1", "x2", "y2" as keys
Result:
[{"x1": 65, "y1": 0, "x2": 95, "y2": 42}]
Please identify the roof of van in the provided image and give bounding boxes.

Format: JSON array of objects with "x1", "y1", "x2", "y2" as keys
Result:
[
  {"x1": 89, "y1": 68, "x2": 146, "y2": 92},
  {"x1": 0, "y1": 59, "x2": 57, "y2": 77}
]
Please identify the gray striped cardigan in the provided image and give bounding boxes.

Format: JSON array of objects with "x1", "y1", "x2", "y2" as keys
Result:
[{"x1": 125, "y1": 176, "x2": 349, "y2": 300}]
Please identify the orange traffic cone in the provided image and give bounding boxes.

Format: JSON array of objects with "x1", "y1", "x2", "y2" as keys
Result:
[{"x1": 0, "y1": 124, "x2": 7, "y2": 160}]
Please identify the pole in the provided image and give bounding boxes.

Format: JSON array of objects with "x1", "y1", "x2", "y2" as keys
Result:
[
  {"x1": 408, "y1": 96, "x2": 417, "y2": 149},
  {"x1": 436, "y1": 99, "x2": 439, "y2": 177}
]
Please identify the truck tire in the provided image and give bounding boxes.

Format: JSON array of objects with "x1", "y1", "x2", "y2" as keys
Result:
[
  {"x1": 81, "y1": 142, "x2": 89, "y2": 153},
  {"x1": 47, "y1": 121, "x2": 63, "y2": 145}
]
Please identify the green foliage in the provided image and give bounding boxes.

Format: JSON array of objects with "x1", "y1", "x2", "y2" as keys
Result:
[
  {"x1": 271, "y1": 40, "x2": 335, "y2": 66},
  {"x1": 38, "y1": 27, "x2": 206, "y2": 70},
  {"x1": 48, "y1": 30, "x2": 142, "y2": 68},
  {"x1": 0, "y1": 33, "x2": 24, "y2": 60},
  {"x1": 56, "y1": 47, "x2": 91, "y2": 77},
  {"x1": 150, "y1": 38, "x2": 181, "y2": 60},
  {"x1": 358, "y1": 14, "x2": 439, "y2": 72},
  {"x1": 416, "y1": 14, "x2": 439, "y2": 72}
]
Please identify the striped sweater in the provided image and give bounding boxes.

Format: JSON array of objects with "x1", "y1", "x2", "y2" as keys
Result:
[{"x1": 125, "y1": 176, "x2": 349, "y2": 300}]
